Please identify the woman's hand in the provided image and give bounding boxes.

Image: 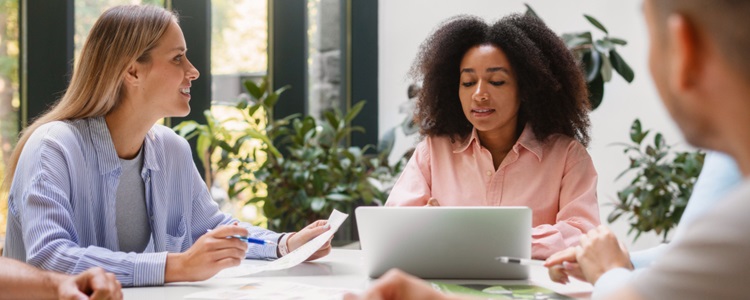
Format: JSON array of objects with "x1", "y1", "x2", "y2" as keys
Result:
[
  {"x1": 165, "y1": 225, "x2": 249, "y2": 282},
  {"x1": 286, "y1": 220, "x2": 333, "y2": 261}
]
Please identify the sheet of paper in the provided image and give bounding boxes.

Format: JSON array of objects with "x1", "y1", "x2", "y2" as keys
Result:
[
  {"x1": 214, "y1": 209, "x2": 349, "y2": 278},
  {"x1": 184, "y1": 281, "x2": 355, "y2": 300}
]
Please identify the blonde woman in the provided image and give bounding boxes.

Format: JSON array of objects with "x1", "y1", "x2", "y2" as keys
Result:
[{"x1": 3, "y1": 5, "x2": 331, "y2": 287}]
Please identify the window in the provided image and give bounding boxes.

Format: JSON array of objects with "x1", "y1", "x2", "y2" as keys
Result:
[
  {"x1": 209, "y1": 0, "x2": 268, "y2": 225},
  {"x1": 74, "y1": 0, "x2": 165, "y2": 64},
  {"x1": 0, "y1": 0, "x2": 20, "y2": 243},
  {"x1": 307, "y1": 0, "x2": 342, "y2": 118}
]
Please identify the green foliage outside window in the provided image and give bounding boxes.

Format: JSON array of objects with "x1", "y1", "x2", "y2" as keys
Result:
[{"x1": 175, "y1": 77, "x2": 402, "y2": 235}]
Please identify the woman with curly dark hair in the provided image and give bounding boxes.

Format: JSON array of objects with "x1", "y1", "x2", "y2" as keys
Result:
[{"x1": 385, "y1": 14, "x2": 600, "y2": 259}]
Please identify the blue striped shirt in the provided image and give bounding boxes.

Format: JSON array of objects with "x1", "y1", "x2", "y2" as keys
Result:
[{"x1": 3, "y1": 117, "x2": 281, "y2": 286}]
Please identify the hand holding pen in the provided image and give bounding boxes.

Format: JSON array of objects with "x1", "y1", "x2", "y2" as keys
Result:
[
  {"x1": 207, "y1": 229, "x2": 278, "y2": 246},
  {"x1": 165, "y1": 225, "x2": 249, "y2": 283}
]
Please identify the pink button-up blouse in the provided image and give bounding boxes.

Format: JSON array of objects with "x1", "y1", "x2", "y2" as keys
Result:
[{"x1": 385, "y1": 125, "x2": 600, "y2": 259}]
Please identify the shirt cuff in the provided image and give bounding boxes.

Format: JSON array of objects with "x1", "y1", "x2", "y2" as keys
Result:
[
  {"x1": 592, "y1": 268, "x2": 634, "y2": 300},
  {"x1": 278, "y1": 232, "x2": 294, "y2": 257},
  {"x1": 245, "y1": 232, "x2": 283, "y2": 259},
  {"x1": 132, "y1": 252, "x2": 168, "y2": 287}
]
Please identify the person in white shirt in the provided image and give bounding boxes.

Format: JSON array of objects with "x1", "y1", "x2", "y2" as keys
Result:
[
  {"x1": 544, "y1": 0, "x2": 750, "y2": 299},
  {"x1": 546, "y1": 151, "x2": 741, "y2": 298}
]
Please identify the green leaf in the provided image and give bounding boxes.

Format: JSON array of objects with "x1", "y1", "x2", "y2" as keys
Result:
[
  {"x1": 565, "y1": 36, "x2": 592, "y2": 48},
  {"x1": 600, "y1": 52, "x2": 613, "y2": 82},
  {"x1": 248, "y1": 103, "x2": 263, "y2": 117},
  {"x1": 608, "y1": 37, "x2": 627, "y2": 45},
  {"x1": 562, "y1": 32, "x2": 593, "y2": 48},
  {"x1": 607, "y1": 210, "x2": 623, "y2": 223},
  {"x1": 524, "y1": 3, "x2": 541, "y2": 21},
  {"x1": 196, "y1": 134, "x2": 211, "y2": 169},
  {"x1": 654, "y1": 133, "x2": 664, "y2": 150},
  {"x1": 265, "y1": 85, "x2": 291, "y2": 108},
  {"x1": 246, "y1": 196, "x2": 267, "y2": 204},
  {"x1": 584, "y1": 14, "x2": 608, "y2": 34},
  {"x1": 243, "y1": 80, "x2": 263, "y2": 100},
  {"x1": 345, "y1": 101, "x2": 366, "y2": 124},
  {"x1": 582, "y1": 50, "x2": 602, "y2": 82},
  {"x1": 324, "y1": 110, "x2": 340, "y2": 130},
  {"x1": 174, "y1": 121, "x2": 198, "y2": 137},
  {"x1": 587, "y1": 72, "x2": 604, "y2": 109},
  {"x1": 259, "y1": 77, "x2": 269, "y2": 95},
  {"x1": 610, "y1": 50, "x2": 635, "y2": 83},
  {"x1": 218, "y1": 141, "x2": 233, "y2": 153},
  {"x1": 629, "y1": 119, "x2": 643, "y2": 144},
  {"x1": 244, "y1": 128, "x2": 283, "y2": 158},
  {"x1": 594, "y1": 39, "x2": 615, "y2": 53}
]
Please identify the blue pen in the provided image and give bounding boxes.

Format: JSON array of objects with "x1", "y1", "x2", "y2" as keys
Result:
[
  {"x1": 206, "y1": 229, "x2": 278, "y2": 246},
  {"x1": 228, "y1": 234, "x2": 277, "y2": 246}
]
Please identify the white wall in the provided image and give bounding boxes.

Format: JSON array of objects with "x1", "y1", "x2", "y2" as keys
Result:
[{"x1": 379, "y1": 0, "x2": 691, "y2": 251}]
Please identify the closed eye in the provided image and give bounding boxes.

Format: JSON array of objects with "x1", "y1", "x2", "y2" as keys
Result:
[
  {"x1": 489, "y1": 81, "x2": 505, "y2": 86},
  {"x1": 461, "y1": 82, "x2": 476, "y2": 87}
]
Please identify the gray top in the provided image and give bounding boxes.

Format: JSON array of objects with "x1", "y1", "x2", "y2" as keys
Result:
[
  {"x1": 116, "y1": 147, "x2": 150, "y2": 253},
  {"x1": 631, "y1": 179, "x2": 750, "y2": 300}
]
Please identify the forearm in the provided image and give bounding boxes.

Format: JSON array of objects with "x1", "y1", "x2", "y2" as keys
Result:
[{"x1": 0, "y1": 258, "x2": 64, "y2": 300}]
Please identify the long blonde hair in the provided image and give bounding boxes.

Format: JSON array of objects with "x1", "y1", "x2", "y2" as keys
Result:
[{"x1": 3, "y1": 5, "x2": 177, "y2": 190}]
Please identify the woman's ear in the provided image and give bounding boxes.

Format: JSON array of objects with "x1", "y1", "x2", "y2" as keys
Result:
[{"x1": 123, "y1": 62, "x2": 140, "y2": 87}]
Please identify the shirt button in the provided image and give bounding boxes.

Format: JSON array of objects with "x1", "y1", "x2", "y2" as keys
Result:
[{"x1": 486, "y1": 171, "x2": 492, "y2": 176}]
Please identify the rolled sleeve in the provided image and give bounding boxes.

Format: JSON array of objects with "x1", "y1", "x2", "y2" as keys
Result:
[
  {"x1": 246, "y1": 230, "x2": 283, "y2": 259},
  {"x1": 132, "y1": 252, "x2": 168, "y2": 286}
]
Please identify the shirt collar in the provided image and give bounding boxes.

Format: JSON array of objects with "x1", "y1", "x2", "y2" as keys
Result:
[
  {"x1": 89, "y1": 117, "x2": 161, "y2": 175},
  {"x1": 452, "y1": 124, "x2": 544, "y2": 161}
]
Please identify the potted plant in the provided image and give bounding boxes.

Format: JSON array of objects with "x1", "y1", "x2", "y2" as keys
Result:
[
  {"x1": 175, "y1": 76, "x2": 401, "y2": 241},
  {"x1": 608, "y1": 119, "x2": 705, "y2": 241},
  {"x1": 525, "y1": 4, "x2": 634, "y2": 109}
]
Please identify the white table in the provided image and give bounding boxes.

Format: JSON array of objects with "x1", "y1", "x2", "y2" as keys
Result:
[{"x1": 122, "y1": 249, "x2": 592, "y2": 299}]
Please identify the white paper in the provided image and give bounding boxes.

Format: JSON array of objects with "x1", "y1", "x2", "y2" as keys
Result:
[
  {"x1": 184, "y1": 281, "x2": 355, "y2": 300},
  {"x1": 214, "y1": 209, "x2": 349, "y2": 278}
]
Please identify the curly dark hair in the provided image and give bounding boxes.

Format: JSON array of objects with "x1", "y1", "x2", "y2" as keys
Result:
[{"x1": 411, "y1": 14, "x2": 591, "y2": 146}]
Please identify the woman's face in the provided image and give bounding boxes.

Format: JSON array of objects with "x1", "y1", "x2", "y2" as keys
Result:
[
  {"x1": 458, "y1": 44, "x2": 520, "y2": 136},
  {"x1": 136, "y1": 21, "x2": 200, "y2": 119}
]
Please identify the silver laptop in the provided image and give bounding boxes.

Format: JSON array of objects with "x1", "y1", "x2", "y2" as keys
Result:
[{"x1": 356, "y1": 206, "x2": 532, "y2": 279}]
